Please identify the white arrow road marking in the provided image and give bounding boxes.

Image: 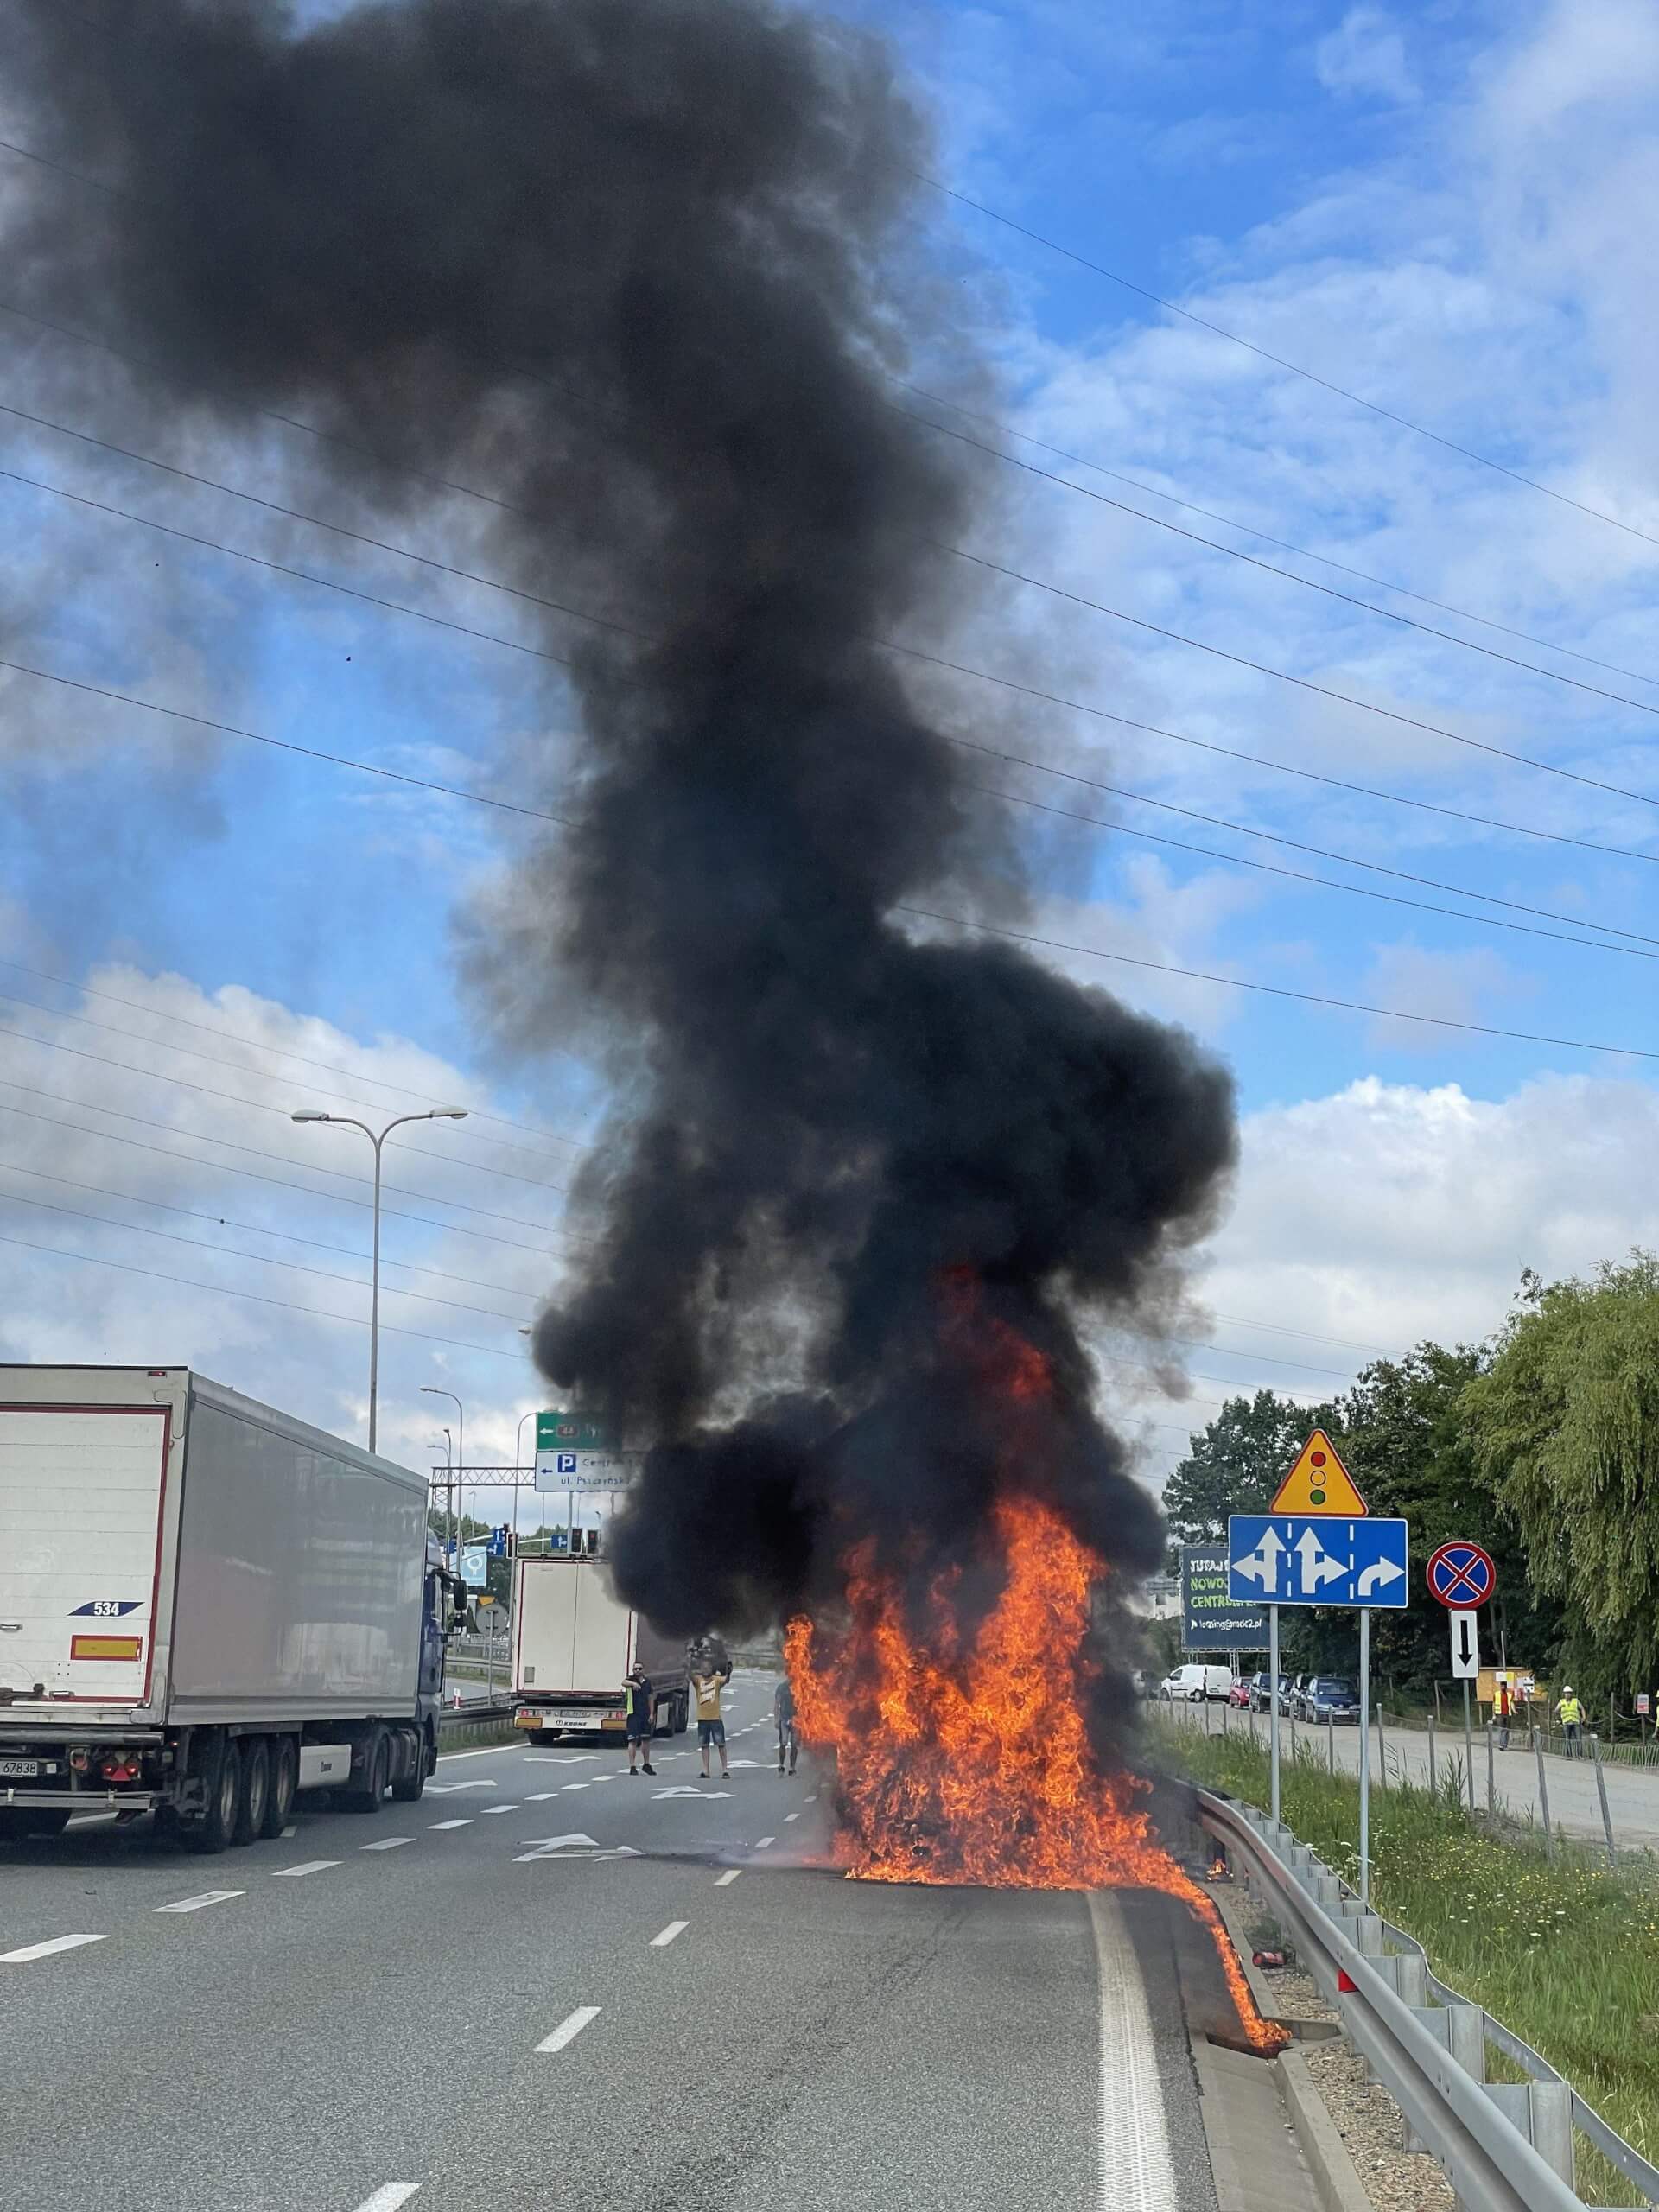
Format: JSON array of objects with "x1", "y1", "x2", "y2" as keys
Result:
[
  {"x1": 154, "y1": 1891, "x2": 244, "y2": 1913},
  {"x1": 536, "y1": 2005, "x2": 601, "y2": 2054},
  {"x1": 653, "y1": 1786, "x2": 734, "y2": 1799},
  {"x1": 651, "y1": 1922, "x2": 688, "y2": 1948},
  {"x1": 1, "y1": 1932, "x2": 109, "y2": 1962},
  {"x1": 271, "y1": 1861, "x2": 340, "y2": 1878},
  {"x1": 596, "y1": 1846, "x2": 642, "y2": 1861},
  {"x1": 1357, "y1": 1556, "x2": 1405, "y2": 1598},
  {"x1": 425, "y1": 1780, "x2": 498, "y2": 1794}
]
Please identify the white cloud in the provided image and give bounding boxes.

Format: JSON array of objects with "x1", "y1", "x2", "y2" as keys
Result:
[{"x1": 1315, "y1": 9, "x2": 1419, "y2": 106}]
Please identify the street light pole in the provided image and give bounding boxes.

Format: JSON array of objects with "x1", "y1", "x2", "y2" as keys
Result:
[
  {"x1": 291, "y1": 1106, "x2": 468, "y2": 1452},
  {"x1": 422, "y1": 1387, "x2": 465, "y2": 1593}
]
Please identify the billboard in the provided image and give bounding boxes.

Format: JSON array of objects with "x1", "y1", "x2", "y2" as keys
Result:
[{"x1": 1181, "y1": 1545, "x2": 1268, "y2": 1652}]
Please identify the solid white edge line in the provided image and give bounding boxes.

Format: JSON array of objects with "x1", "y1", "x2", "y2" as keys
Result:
[
  {"x1": 714, "y1": 1869, "x2": 741, "y2": 1887},
  {"x1": 153, "y1": 1891, "x2": 245, "y2": 1913},
  {"x1": 1087, "y1": 1892, "x2": 1179, "y2": 2212},
  {"x1": 351, "y1": 2186, "x2": 423, "y2": 2211},
  {"x1": 0, "y1": 1932, "x2": 109, "y2": 1962},
  {"x1": 535, "y1": 2005, "x2": 601, "y2": 2054},
  {"x1": 650, "y1": 1921, "x2": 689, "y2": 1948}
]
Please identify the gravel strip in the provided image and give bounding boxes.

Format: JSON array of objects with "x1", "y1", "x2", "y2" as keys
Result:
[{"x1": 1260, "y1": 1962, "x2": 1454, "y2": 2212}]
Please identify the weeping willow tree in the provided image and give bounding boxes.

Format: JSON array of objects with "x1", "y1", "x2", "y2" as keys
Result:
[{"x1": 1463, "y1": 1257, "x2": 1659, "y2": 1697}]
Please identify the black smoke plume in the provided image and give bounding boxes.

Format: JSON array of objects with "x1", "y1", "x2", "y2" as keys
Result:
[{"x1": 3, "y1": 0, "x2": 1236, "y2": 1655}]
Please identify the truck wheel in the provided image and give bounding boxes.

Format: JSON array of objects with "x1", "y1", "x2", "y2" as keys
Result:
[
  {"x1": 390, "y1": 1726, "x2": 426, "y2": 1803},
  {"x1": 234, "y1": 1738, "x2": 270, "y2": 1847},
  {"x1": 344, "y1": 1728, "x2": 390, "y2": 1813},
  {"x1": 262, "y1": 1738, "x2": 297, "y2": 1840},
  {"x1": 185, "y1": 1738, "x2": 241, "y2": 1855}
]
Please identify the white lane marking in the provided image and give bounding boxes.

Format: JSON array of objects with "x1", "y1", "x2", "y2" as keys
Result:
[
  {"x1": 282, "y1": 1824, "x2": 298, "y2": 1837},
  {"x1": 523, "y1": 1753, "x2": 599, "y2": 1764},
  {"x1": 425, "y1": 1780, "x2": 497, "y2": 1794},
  {"x1": 714, "y1": 1869, "x2": 741, "y2": 1887},
  {"x1": 524, "y1": 1791, "x2": 559, "y2": 1802},
  {"x1": 518, "y1": 1833, "x2": 599, "y2": 1849},
  {"x1": 351, "y1": 2187, "x2": 423, "y2": 2211},
  {"x1": 651, "y1": 1921, "x2": 688, "y2": 1948},
  {"x1": 536, "y1": 2005, "x2": 601, "y2": 2054},
  {"x1": 480, "y1": 1803, "x2": 519, "y2": 1815},
  {"x1": 361, "y1": 1837, "x2": 415, "y2": 1852},
  {"x1": 271, "y1": 1860, "x2": 340, "y2": 1878},
  {"x1": 428, "y1": 1819, "x2": 474, "y2": 1831},
  {"x1": 154, "y1": 1891, "x2": 244, "y2": 1914},
  {"x1": 1088, "y1": 1892, "x2": 1179, "y2": 2212},
  {"x1": 654, "y1": 1786, "x2": 733, "y2": 1799},
  {"x1": 65, "y1": 1812, "x2": 116, "y2": 1830},
  {"x1": 784, "y1": 1813, "x2": 799, "y2": 1822},
  {"x1": 755, "y1": 1835, "x2": 776, "y2": 1848},
  {"x1": 561, "y1": 1783, "x2": 591, "y2": 1791},
  {"x1": 804, "y1": 1793, "x2": 817, "y2": 1802},
  {"x1": 437, "y1": 1745, "x2": 517, "y2": 1763},
  {"x1": 1, "y1": 1932, "x2": 108, "y2": 1963}
]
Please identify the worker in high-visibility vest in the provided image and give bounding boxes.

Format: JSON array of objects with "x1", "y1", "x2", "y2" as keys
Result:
[
  {"x1": 1555, "y1": 1685, "x2": 1585, "y2": 1757},
  {"x1": 1493, "y1": 1674, "x2": 1514, "y2": 1753}
]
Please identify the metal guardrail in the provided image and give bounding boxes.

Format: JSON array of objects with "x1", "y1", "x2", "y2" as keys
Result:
[
  {"x1": 437, "y1": 1697, "x2": 516, "y2": 1729},
  {"x1": 1198, "y1": 1789, "x2": 1656, "y2": 2212}
]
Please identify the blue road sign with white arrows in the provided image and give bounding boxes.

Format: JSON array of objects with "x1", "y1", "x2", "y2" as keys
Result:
[{"x1": 1227, "y1": 1514, "x2": 1409, "y2": 1610}]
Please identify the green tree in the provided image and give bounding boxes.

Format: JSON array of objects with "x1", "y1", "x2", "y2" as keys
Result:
[
  {"x1": 1161, "y1": 1389, "x2": 1338, "y2": 1547},
  {"x1": 1463, "y1": 1255, "x2": 1659, "y2": 1703}
]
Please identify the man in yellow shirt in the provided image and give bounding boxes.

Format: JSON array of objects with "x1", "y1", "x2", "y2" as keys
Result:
[
  {"x1": 693, "y1": 1666, "x2": 730, "y2": 1781},
  {"x1": 1555, "y1": 1686, "x2": 1585, "y2": 1758}
]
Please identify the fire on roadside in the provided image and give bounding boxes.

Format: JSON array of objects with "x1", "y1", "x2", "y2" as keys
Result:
[{"x1": 785, "y1": 1282, "x2": 1287, "y2": 2056}]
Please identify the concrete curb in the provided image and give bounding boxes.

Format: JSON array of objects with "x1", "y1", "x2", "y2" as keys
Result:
[{"x1": 1277, "y1": 2047, "x2": 1374, "y2": 2212}]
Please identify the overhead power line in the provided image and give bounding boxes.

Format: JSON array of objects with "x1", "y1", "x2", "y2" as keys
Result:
[
  {"x1": 0, "y1": 1223, "x2": 527, "y2": 1363},
  {"x1": 914, "y1": 169, "x2": 1659, "y2": 555},
  {"x1": 895, "y1": 904, "x2": 1659, "y2": 1065},
  {"x1": 0, "y1": 1179, "x2": 531, "y2": 1324},
  {"x1": 0, "y1": 1149, "x2": 543, "y2": 1300},
  {"x1": 0, "y1": 1081, "x2": 580, "y2": 1257}
]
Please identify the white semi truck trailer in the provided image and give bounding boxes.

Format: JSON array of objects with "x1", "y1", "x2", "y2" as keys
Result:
[
  {"x1": 0, "y1": 1365, "x2": 460, "y2": 1852},
  {"x1": 512, "y1": 1553, "x2": 690, "y2": 1741}
]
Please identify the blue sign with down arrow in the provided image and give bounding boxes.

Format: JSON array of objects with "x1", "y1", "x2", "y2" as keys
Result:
[{"x1": 1226, "y1": 1514, "x2": 1409, "y2": 1610}]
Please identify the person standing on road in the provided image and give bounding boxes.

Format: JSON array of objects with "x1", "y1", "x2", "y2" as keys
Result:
[
  {"x1": 1493, "y1": 1674, "x2": 1513, "y2": 1753},
  {"x1": 1556, "y1": 1684, "x2": 1585, "y2": 1757},
  {"x1": 624, "y1": 1663, "x2": 657, "y2": 1777},
  {"x1": 774, "y1": 1676, "x2": 798, "y2": 1776},
  {"x1": 693, "y1": 1665, "x2": 730, "y2": 1780}
]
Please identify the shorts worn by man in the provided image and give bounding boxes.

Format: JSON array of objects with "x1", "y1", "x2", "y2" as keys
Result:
[
  {"x1": 693, "y1": 1669, "x2": 729, "y2": 1779},
  {"x1": 624, "y1": 1666, "x2": 656, "y2": 1777}
]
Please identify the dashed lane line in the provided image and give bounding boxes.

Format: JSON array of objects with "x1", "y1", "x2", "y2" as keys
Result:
[
  {"x1": 351, "y1": 2187, "x2": 422, "y2": 2211},
  {"x1": 480, "y1": 1803, "x2": 519, "y2": 1815},
  {"x1": 361, "y1": 1837, "x2": 415, "y2": 1852},
  {"x1": 1, "y1": 1932, "x2": 109, "y2": 1963},
  {"x1": 271, "y1": 1860, "x2": 340, "y2": 1878},
  {"x1": 785, "y1": 1813, "x2": 800, "y2": 1822},
  {"x1": 714, "y1": 1870, "x2": 741, "y2": 1887},
  {"x1": 428, "y1": 1819, "x2": 474, "y2": 1831},
  {"x1": 154, "y1": 1891, "x2": 245, "y2": 1913},
  {"x1": 651, "y1": 1921, "x2": 689, "y2": 1948},
  {"x1": 755, "y1": 1835, "x2": 776, "y2": 1848},
  {"x1": 535, "y1": 2005, "x2": 601, "y2": 2054}
]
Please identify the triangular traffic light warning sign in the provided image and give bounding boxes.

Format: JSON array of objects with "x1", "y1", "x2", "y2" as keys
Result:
[{"x1": 1268, "y1": 1428, "x2": 1367, "y2": 1516}]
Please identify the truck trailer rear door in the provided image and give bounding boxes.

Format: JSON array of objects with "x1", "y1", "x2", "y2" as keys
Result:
[{"x1": 0, "y1": 1402, "x2": 171, "y2": 1704}]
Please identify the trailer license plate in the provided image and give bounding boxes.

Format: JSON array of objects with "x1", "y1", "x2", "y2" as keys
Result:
[
  {"x1": 546, "y1": 1711, "x2": 602, "y2": 1729},
  {"x1": 0, "y1": 1758, "x2": 40, "y2": 1779}
]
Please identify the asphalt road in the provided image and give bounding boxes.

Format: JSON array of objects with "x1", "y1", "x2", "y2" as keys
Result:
[
  {"x1": 1184, "y1": 1698, "x2": 1659, "y2": 1850},
  {"x1": 2, "y1": 1675, "x2": 1225, "y2": 2212}
]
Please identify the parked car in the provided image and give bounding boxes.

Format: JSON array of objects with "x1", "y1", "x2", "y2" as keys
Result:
[
  {"x1": 1279, "y1": 1674, "x2": 1309, "y2": 1716},
  {"x1": 1227, "y1": 1677, "x2": 1253, "y2": 1708},
  {"x1": 1298, "y1": 1675, "x2": 1362, "y2": 1724},
  {"x1": 1159, "y1": 1663, "x2": 1233, "y2": 1702},
  {"x1": 1244, "y1": 1670, "x2": 1278, "y2": 1713}
]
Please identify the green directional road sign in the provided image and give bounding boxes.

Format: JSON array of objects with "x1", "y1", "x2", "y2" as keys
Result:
[{"x1": 535, "y1": 1411, "x2": 615, "y2": 1453}]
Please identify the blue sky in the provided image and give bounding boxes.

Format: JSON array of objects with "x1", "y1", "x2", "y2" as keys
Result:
[{"x1": 3, "y1": 0, "x2": 1658, "y2": 1493}]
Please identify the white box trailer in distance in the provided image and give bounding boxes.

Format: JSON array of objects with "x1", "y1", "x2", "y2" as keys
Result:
[
  {"x1": 512, "y1": 1554, "x2": 690, "y2": 1740},
  {"x1": 0, "y1": 1365, "x2": 455, "y2": 1851}
]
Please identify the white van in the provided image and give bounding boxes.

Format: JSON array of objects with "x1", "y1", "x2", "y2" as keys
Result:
[{"x1": 1159, "y1": 1662, "x2": 1233, "y2": 1702}]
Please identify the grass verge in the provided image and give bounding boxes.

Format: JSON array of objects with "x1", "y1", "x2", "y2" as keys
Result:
[{"x1": 1147, "y1": 1713, "x2": 1659, "y2": 2205}]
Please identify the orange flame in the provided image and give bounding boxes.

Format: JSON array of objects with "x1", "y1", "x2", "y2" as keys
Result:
[{"x1": 786, "y1": 1492, "x2": 1285, "y2": 2054}]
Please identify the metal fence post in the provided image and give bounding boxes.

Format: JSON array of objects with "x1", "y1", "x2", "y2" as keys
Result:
[
  {"x1": 1463, "y1": 1678, "x2": 1476, "y2": 1815},
  {"x1": 1591, "y1": 1732, "x2": 1618, "y2": 1866},
  {"x1": 1532, "y1": 1726, "x2": 1554, "y2": 1858},
  {"x1": 1427, "y1": 1712, "x2": 1436, "y2": 1795},
  {"x1": 1486, "y1": 1719, "x2": 1495, "y2": 1816},
  {"x1": 1327, "y1": 1711, "x2": 1335, "y2": 1775},
  {"x1": 1376, "y1": 1699, "x2": 1388, "y2": 1789}
]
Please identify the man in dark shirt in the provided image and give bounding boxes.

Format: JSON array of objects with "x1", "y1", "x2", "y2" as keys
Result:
[
  {"x1": 775, "y1": 1676, "x2": 798, "y2": 1776},
  {"x1": 624, "y1": 1664, "x2": 656, "y2": 1776}
]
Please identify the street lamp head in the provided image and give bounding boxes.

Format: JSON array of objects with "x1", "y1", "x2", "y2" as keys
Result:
[
  {"x1": 432, "y1": 1109, "x2": 468, "y2": 1121},
  {"x1": 291, "y1": 1109, "x2": 332, "y2": 1123}
]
